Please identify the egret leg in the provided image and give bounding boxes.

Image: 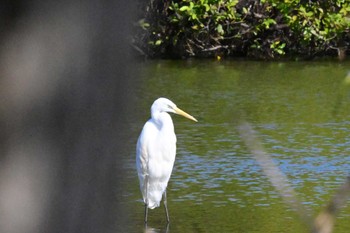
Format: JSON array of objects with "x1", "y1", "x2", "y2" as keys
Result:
[
  {"x1": 165, "y1": 222, "x2": 170, "y2": 233},
  {"x1": 163, "y1": 190, "x2": 170, "y2": 222},
  {"x1": 144, "y1": 175, "x2": 149, "y2": 223},
  {"x1": 144, "y1": 204, "x2": 148, "y2": 224}
]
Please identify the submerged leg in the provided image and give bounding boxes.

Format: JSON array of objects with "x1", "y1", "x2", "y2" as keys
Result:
[
  {"x1": 144, "y1": 204, "x2": 148, "y2": 223},
  {"x1": 165, "y1": 221, "x2": 170, "y2": 233},
  {"x1": 144, "y1": 175, "x2": 149, "y2": 223},
  {"x1": 163, "y1": 190, "x2": 170, "y2": 222}
]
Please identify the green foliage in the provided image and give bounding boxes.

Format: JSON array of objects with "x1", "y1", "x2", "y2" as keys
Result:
[
  {"x1": 271, "y1": 0, "x2": 350, "y2": 54},
  {"x1": 134, "y1": 0, "x2": 350, "y2": 59}
]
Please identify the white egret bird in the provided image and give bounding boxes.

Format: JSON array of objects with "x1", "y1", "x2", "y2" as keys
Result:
[{"x1": 136, "y1": 97, "x2": 197, "y2": 223}]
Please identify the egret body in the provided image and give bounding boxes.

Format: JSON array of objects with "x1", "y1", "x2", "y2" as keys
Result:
[{"x1": 136, "y1": 97, "x2": 197, "y2": 223}]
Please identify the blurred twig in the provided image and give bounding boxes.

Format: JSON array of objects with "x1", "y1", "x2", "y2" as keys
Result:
[
  {"x1": 237, "y1": 120, "x2": 350, "y2": 233},
  {"x1": 312, "y1": 177, "x2": 350, "y2": 233},
  {"x1": 237, "y1": 120, "x2": 312, "y2": 227}
]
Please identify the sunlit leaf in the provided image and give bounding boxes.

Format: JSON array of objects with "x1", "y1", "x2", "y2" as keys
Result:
[
  {"x1": 216, "y1": 24, "x2": 224, "y2": 35},
  {"x1": 155, "y1": 40, "x2": 162, "y2": 46},
  {"x1": 179, "y1": 6, "x2": 189, "y2": 11}
]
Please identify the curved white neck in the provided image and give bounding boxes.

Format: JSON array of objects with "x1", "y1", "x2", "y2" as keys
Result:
[{"x1": 151, "y1": 111, "x2": 174, "y2": 131}]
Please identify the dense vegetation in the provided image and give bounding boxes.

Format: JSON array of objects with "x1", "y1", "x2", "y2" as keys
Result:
[{"x1": 133, "y1": 0, "x2": 350, "y2": 59}]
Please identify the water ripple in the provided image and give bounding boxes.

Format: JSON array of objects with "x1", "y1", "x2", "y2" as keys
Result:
[{"x1": 172, "y1": 121, "x2": 350, "y2": 211}]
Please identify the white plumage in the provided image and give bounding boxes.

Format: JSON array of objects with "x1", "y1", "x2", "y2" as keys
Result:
[{"x1": 136, "y1": 97, "x2": 197, "y2": 223}]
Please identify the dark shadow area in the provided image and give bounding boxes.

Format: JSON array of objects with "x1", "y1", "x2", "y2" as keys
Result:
[{"x1": 0, "y1": 1, "x2": 136, "y2": 233}]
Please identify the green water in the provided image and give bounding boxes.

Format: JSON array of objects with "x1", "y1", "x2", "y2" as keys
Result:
[{"x1": 125, "y1": 60, "x2": 350, "y2": 233}]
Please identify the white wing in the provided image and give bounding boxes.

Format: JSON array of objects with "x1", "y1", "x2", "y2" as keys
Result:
[{"x1": 136, "y1": 121, "x2": 152, "y2": 203}]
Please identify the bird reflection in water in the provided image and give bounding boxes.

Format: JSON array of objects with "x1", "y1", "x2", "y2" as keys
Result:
[{"x1": 144, "y1": 223, "x2": 169, "y2": 233}]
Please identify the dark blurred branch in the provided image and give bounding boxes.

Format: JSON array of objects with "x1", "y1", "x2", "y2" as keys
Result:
[{"x1": 0, "y1": 1, "x2": 136, "y2": 233}]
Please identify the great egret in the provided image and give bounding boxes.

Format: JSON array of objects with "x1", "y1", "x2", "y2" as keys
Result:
[{"x1": 136, "y1": 97, "x2": 197, "y2": 223}]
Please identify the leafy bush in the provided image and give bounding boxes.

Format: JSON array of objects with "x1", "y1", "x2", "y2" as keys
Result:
[{"x1": 133, "y1": 0, "x2": 350, "y2": 59}]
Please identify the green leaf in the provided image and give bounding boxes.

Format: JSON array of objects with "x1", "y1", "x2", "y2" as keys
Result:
[
  {"x1": 179, "y1": 6, "x2": 189, "y2": 11},
  {"x1": 262, "y1": 18, "x2": 276, "y2": 29},
  {"x1": 155, "y1": 40, "x2": 162, "y2": 46},
  {"x1": 243, "y1": 7, "x2": 248, "y2": 14},
  {"x1": 306, "y1": 11, "x2": 313, "y2": 17},
  {"x1": 276, "y1": 49, "x2": 285, "y2": 55},
  {"x1": 217, "y1": 24, "x2": 224, "y2": 35},
  {"x1": 138, "y1": 19, "x2": 150, "y2": 30}
]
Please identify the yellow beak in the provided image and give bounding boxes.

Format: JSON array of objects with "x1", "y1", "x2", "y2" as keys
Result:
[{"x1": 174, "y1": 107, "x2": 198, "y2": 122}]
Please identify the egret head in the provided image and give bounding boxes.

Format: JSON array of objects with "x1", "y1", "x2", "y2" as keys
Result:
[{"x1": 151, "y1": 97, "x2": 197, "y2": 122}]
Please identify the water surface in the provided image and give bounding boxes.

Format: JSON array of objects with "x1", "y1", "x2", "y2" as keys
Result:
[{"x1": 124, "y1": 60, "x2": 350, "y2": 232}]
